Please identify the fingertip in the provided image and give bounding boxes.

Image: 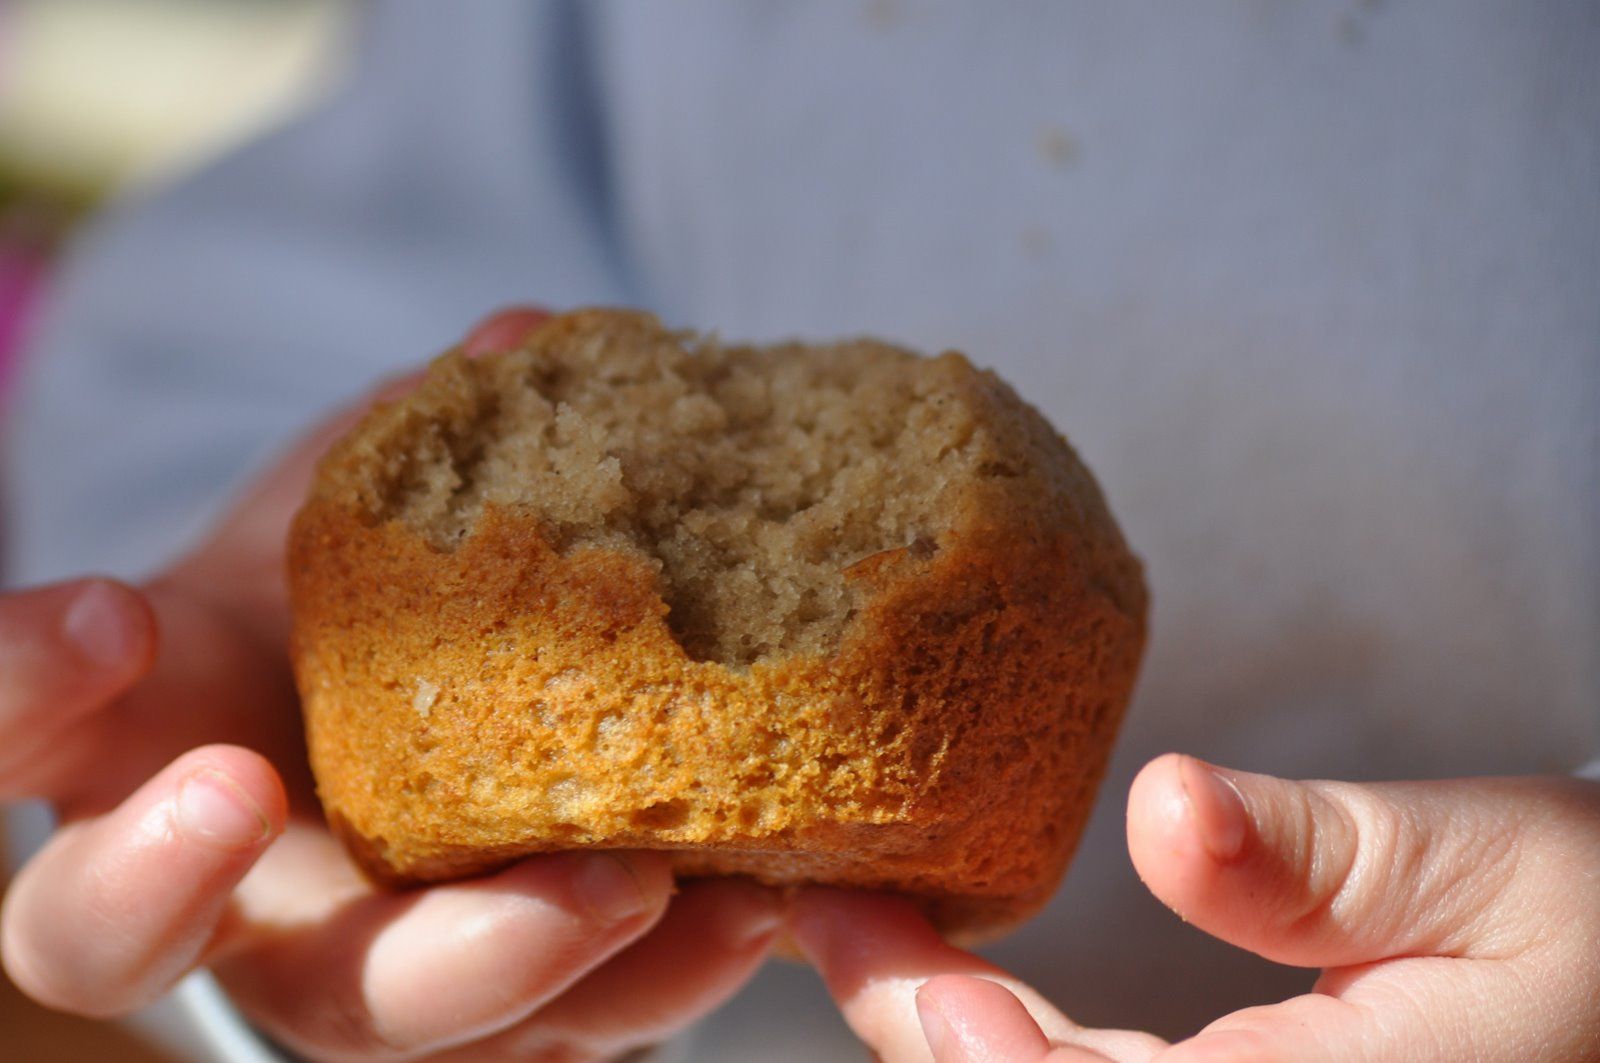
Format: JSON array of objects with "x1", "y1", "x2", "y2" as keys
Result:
[
  {"x1": 363, "y1": 305, "x2": 554, "y2": 408},
  {"x1": 790, "y1": 888, "x2": 936, "y2": 967},
  {"x1": 790, "y1": 887, "x2": 996, "y2": 1018},
  {"x1": 1126, "y1": 752, "x2": 1186, "y2": 823},
  {"x1": 572, "y1": 851, "x2": 673, "y2": 926},
  {"x1": 683, "y1": 878, "x2": 785, "y2": 952},
  {"x1": 0, "y1": 747, "x2": 290, "y2": 1018},
  {"x1": 916, "y1": 973, "x2": 990, "y2": 1021},
  {"x1": 1177, "y1": 757, "x2": 1249, "y2": 862},
  {"x1": 918, "y1": 971, "x2": 986, "y2": 1002},
  {"x1": 0, "y1": 579, "x2": 160, "y2": 800},
  {"x1": 916, "y1": 975, "x2": 1057, "y2": 1062},
  {"x1": 61, "y1": 578, "x2": 157, "y2": 676},
  {"x1": 915, "y1": 979, "x2": 957, "y2": 1059},
  {"x1": 618, "y1": 849, "x2": 675, "y2": 898},
  {"x1": 729, "y1": 884, "x2": 786, "y2": 952},
  {"x1": 369, "y1": 367, "x2": 429, "y2": 404},
  {"x1": 474, "y1": 850, "x2": 673, "y2": 934},
  {"x1": 1126, "y1": 754, "x2": 1202, "y2": 876},
  {"x1": 171, "y1": 746, "x2": 288, "y2": 850},
  {"x1": 462, "y1": 306, "x2": 553, "y2": 358},
  {"x1": 1129, "y1": 753, "x2": 1262, "y2": 928}
]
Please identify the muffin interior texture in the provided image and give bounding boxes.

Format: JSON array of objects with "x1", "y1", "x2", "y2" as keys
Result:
[{"x1": 321, "y1": 313, "x2": 1069, "y2": 666}]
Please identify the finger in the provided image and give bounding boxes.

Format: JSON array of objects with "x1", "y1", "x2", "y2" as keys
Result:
[
  {"x1": 1, "y1": 745, "x2": 285, "y2": 1017},
  {"x1": 461, "y1": 305, "x2": 553, "y2": 357},
  {"x1": 0, "y1": 579, "x2": 155, "y2": 797},
  {"x1": 442, "y1": 878, "x2": 783, "y2": 1061},
  {"x1": 917, "y1": 976, "x2": 1117, "y2": 1063},
  {"x1": 1127, "y1": 754, "x2": 1543, "y2": 968},
  {"x1": 1161, "y1": 966, "x2": 1538, "y2": 1063},
  {"x1": 218, "y1": 851, "x2": 674, "y2": 1060},
  {"x1": 1159, "y1": 790, "x2": 1600, "y2": 1063},
  {"x1": 44, "y1": 363, "x2": 438, "y2": 808},
  {"x1": 43, "y1": 581, "x2": 309, "y2": 817},
  {"x1": 792, "y1": 889, "x2": 1012, "y2": 1062},
  {"x1": 1158, "y1": 991, "x2": 1372, "y2": 1063},
  {"x1": 792, "y1": 890, "x2": 1163, "y2": 1063},
  {"x1": 1318, "y1": 951, "x2": 1598, "y2": 1062}
]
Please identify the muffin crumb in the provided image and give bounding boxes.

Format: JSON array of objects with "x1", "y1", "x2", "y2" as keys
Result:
[
  {"x1": 413, "y1": 679, "x2": 440, "y2": 718},
  {"x1": 319, "y1": 312, "x2": 1116, "y2": 666}
]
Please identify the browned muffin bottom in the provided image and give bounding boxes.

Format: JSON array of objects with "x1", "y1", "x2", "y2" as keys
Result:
[{"x1": 289, "y1": 308, "x2": 1147, "y2": 939}]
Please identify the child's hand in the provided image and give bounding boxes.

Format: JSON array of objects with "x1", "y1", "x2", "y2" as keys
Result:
[
  {"x1": 794, "y1": 754, "x2": 1600, "y2": 1062},
  {"x1": 1, "y1": 308, "x2": 784, "y2": 1062}
]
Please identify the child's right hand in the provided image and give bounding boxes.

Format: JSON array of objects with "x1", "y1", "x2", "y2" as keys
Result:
[
  {"x1": 793, "y1": 755, "x2": 1600, "y2": 1062},
  {"x1": 0, "y1": 308, "x2": 784, "y2": 1062}
]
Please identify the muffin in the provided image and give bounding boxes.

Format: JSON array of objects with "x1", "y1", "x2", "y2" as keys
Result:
[{"x1": 287, "y1": 308, "x2": 1146, "y2": 939}]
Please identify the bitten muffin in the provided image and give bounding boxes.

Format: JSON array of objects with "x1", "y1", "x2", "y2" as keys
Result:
[{"x1": 287, "y1": 308, "x2": 1147, "y2": 939}]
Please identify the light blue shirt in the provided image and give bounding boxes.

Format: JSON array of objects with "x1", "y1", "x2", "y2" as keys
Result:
[{"x1": 5, "y1": 3, "x2": 1597, "y2": 1058}]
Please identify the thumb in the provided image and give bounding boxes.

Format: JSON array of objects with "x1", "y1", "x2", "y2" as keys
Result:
[{"x1": 1126, "y1": 754, "x2": 1541, "y2": 968}]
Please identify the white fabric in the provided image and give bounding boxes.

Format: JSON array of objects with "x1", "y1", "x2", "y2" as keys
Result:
[
  {"x1": 176, "y1": 975, "x2": 286, "y2": 1063},
  {"x1": 3, "y1": 2, "x2": 1596, "y2": 1058}
]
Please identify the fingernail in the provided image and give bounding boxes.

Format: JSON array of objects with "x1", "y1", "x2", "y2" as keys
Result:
[
  {"x1": 576, "y1": 853, "x2": 651, "y2": 923},
  {"x1": 915, "y1": 987, "x2": 955, "y2": 1058},
  {"x1": 1180, "y1": 757, "x2": 1249, "y2": 862},
  {"x1": 176, "y1": 769, "x2": 272, "y2": 848},
  {"x1": 62, "y1": 580, "x2": 139, "y2": 670},
  {"x1": 713, "y1": 886, "x2": 786, "y2": 950}
]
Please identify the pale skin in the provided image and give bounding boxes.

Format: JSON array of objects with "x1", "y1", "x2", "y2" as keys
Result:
[
  {"x1": 792, "y1": 755, "x2": 1600, "y2": 1061},
  {"x1": 4, "y1": 307, "x2": 1599, "y2": 1061}
]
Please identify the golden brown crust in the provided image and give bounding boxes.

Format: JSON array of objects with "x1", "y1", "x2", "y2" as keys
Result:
[{"x1": 288, "y1": 309, "x2": 1147, "y2": 940}]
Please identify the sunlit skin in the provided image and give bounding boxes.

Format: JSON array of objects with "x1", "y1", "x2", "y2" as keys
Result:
[
  {"x1": 4, "y1": 306, "x2": 1598, "y2": 1061},
  {"x1": 792, "y1": 755, "x2": 1600, "y2": 1061}
]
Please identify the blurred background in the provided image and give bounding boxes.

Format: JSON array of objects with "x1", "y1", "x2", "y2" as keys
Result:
[
  {"x1": 1, "y1": 2, "x2": 1594, "y2": 1060},
  {"x1": 0, "y1": 1, "x2": 354, "y2": 1056},
  {"x1": 0, "y1": 0, "x2": 354, "y2": 407}
]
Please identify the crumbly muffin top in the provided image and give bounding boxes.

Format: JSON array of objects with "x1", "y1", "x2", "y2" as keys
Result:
[{"x1": 312, "y1": 310, "x2": 1139, "y2": 666}]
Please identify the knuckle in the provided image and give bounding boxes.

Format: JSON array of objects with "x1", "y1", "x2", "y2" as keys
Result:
[
  {"x1": 1337, "y1": 787, "x2": 1416, "y2": 908},
  {"x1": 1283, "y1": 783, "x2": 1406, "y2": 935},
  {"x1": 1291, "y1": 781, "x2": 1540, "y2": 956}
]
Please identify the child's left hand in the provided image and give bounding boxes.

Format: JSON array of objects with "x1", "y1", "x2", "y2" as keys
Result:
[{"x1": 794, "y1": 754, "x2": 1600, "y2": 1062}]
